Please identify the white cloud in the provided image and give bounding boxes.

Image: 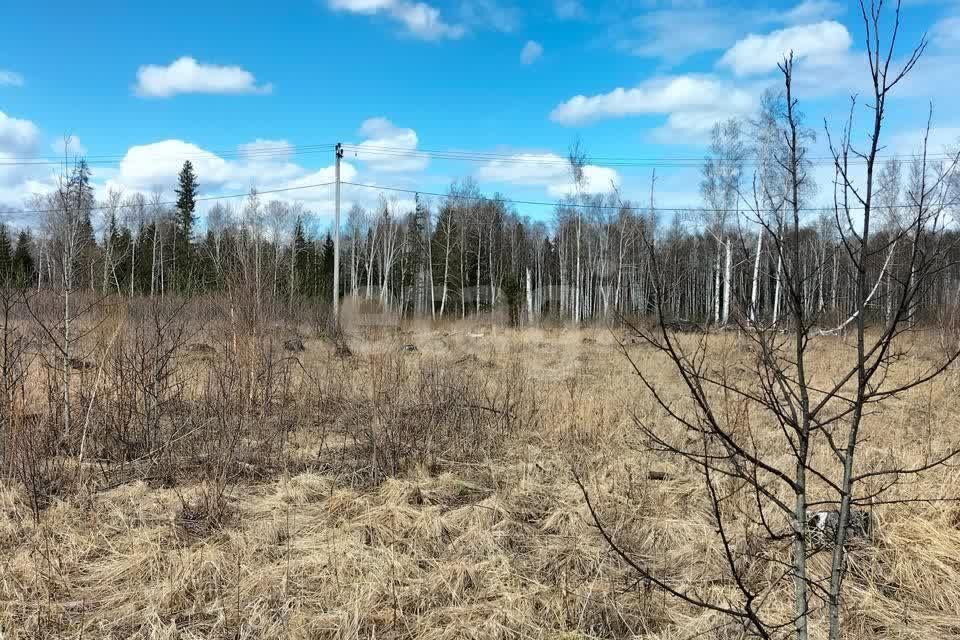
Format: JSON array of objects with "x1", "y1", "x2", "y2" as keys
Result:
[
  {"x1": 238, "y1": 139, "x2": 293, "y2": 162},
  {"x1": 550, "y1": 75, "x2": 755, "y2": 139},
  {"x1": 476, "y1": 152, "x2": 620, "y2": 197},
  {"x1": 350, "y1": 117, "x2": 429, "y2": 172},
  {"x1": 105, "y1": 138, "x2": 363, "y2": 218},
  {"x1": 0, "y1": 70, "x2": 24, "y2": 87},
  {"x1": 116, "y1": 140, "x2": 232, "y2": 190},
  {"x1": 50, "y1": 135, "x2": 87, "y2": 158},
  {"x1": 134, "y1": 57, "x2": 272, "y2": 98},
  {"x1": 0, "y1": 111, "x2": 39, "y2": 154},
  {"x1": 0, "y1": 112, "x2": 46, "y2": 203},
  {"x1": 520, "y1": 40, "x2": 543, "y2": 64},
  {"x1": 328, "y1": 0, "x2": 465, "y2": 40},
  {"x1": 1, "y1": 113, "x2": 423, "y2": 224},
  {"x1": 611, "y1": 1, "x2": 845, "y2": 64},
  {"x1": 111, "y1": 139, "x2": 317, "y2": 194},
  {"x1": 888, "y1": 126, "x2": 960, "y2": 157},
  {"x1": 719, "y1": 21, "x2": 852, "y2": 76}
]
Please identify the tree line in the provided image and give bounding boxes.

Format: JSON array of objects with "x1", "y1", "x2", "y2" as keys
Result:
[{"x1": 8, "y1": 97, "x2": 960, "y2": 328}]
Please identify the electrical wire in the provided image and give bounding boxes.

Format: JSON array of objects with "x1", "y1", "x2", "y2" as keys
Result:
[
  {"x1": 3, "y1": 172, "x2": 949, "y2": 222},
  {"x1": 3, "y1": 139, "x2": 955, "y2": 169},
  {"x1": 340, "y1": 143, "x2": 960, "y2": 168},
  {"x1": 0, "y1": 181, "x2": 335, "y2": 216},
  {"x1": 341, "y1": 180, "x2": 938, "y2": 215},
  {"x1": 0, "y1": 143, "x2": 338, "y2": 167}
]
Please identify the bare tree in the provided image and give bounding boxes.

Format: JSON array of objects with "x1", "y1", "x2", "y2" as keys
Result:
[
  {"x1": 99, "y1": 187, "x2": 125, "y2": 294},
  {"x1": 701, "y1": 119, "x2": 746, "y2": 326},
  {"x1": 124, "y1": 192, "x2": 147, "y2": 298},
  {"x1": 568, "y1": 140, "x2": 587, "y2": 324},
  {"x1": 583, "y1": 4, "x2": 960, "y2": 639},
  {"x1": 32, "y1": 158, "x2": 95, "y2": 443},
  {"x1": 265, "y1": 200, "x2": 291, "y2": 299}
]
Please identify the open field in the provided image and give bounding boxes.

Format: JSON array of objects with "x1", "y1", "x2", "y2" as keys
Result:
[{"x1": 2, "y1": 314, "x2": 960, "y2": 640}]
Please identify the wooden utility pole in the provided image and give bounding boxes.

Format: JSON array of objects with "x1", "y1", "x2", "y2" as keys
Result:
[{"x1": 333, "y1": 142, "x2": 343, "y2": 317}]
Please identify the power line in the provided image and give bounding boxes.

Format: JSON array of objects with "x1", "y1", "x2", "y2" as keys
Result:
[
  {"x1": 3, "y1": 138, "x2": 955, "y2": 169},
  {"x1": 341, "y1": 180, "x2": 948, "y2": 216},
  {"x1": 0, "y1": 143, "x2": 338, "y2": 167},
  {"x1": 0, "y1": 181, "x2": 335, "y2": 216},
  {"x1": 341, "y1": 143, "x2": 960, "y2": 168}
]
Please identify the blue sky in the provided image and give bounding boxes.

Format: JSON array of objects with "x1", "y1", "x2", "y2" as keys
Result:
[{"x1": 1, "y1": 0, "x2": 959, "y2": 226}]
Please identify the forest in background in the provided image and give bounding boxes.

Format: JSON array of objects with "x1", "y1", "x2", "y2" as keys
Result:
[{"x1": 5, "y1": 85, "x2": 959, "y2": 328}]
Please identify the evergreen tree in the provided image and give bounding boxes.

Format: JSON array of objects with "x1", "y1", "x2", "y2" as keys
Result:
[
  {"x1": 67, "y1": 160, "x2": 96, "y2": 241},
  {"x1": 197, "y1": 230, "x2": 220, "y2": 292},
  {"x1": 0, "y1": 224, "x2": 12, "y2": 282},
  {"x1": 134, "y1": 222, "x2": 156, "y2": 295},
  {"x1": 503, "y1": 272, "x2": 523, "y2": 327},
  {"x1": 404, "y1": 197, "x2": 428, "y2": 311},
  {"x1": 111, "y1": 226, "x2": 133, "y2": 293},
  {"x1": 11, "y1": 230, "x2": 35, "y2": 287},
  {"x1": 320, "y1": 234, "x2": 335, "y2": 302},
  {"x1": 61, "y1": 160, "x2": 97, "y2": 288},
  {"x1": 292, "y1": 216, "x2": 309, "y2": 297},
  {"x1": 174, "y1": 160, "x2": 198, "y2": 292}
]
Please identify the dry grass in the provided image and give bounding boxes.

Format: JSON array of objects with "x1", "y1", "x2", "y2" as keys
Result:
[{"x1": 2, "y1": 318, "x2": 960, "y2": 639}]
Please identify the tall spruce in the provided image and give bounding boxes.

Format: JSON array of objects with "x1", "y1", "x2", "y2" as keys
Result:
[
  {"x1": 66, "y1": 160, "x2": 97, "y2": 287},
  {"x1": 292, "y1": 216, "x2": 309, "y2": 297},
  {"x1": 12, "y1": 230, "x2": 34, "y2": 286},
  {"x1": 0, "y1": 224, "x2": 12, "y2": 282},
  {"x1": 174, "y1": 160, "x2": 198, "y2": 292}
]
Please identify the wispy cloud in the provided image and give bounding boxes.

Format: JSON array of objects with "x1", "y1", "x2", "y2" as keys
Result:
[
  {"x1": 610, "y1": 0, "x2": 846, "y2": 65},
  {"x1": 550, "y1": 75, "x2": 755, "y2": 140},
  {"x1": 459, "y1": 0, "x2": 519, "y2": 33},
  {"x1": 0, "y1": 70, "x2": 24, "y2": 87},
  {"x1": 782, "y1": 0, "x2": 844, "y2": 24},
  {"x1": 328, "y1": 0, "x2": 466, "y2": 40},
  {"x1": 554, "y1": 0, "x2": 584, "y2": 20},
  {"x1": 931, "y1": 16, "x2": 960, "y2": 51},
  {"x1": 477, "y1": 152, "x2": 620, "y2": 197},
  {"x1": 520, "y1": 40, "x2": 543, "y2": 64}
]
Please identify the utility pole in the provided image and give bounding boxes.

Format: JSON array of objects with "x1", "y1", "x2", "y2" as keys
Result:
[{"x1": 333, "y1": 142, "x2": 343, "y2": 318}]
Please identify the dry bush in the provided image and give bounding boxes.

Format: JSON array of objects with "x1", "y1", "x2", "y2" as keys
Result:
[
  {"x1": 6, "y1": 413, "x2": 68, "y2": 522},
  {"x1": 346, "y1": 353, "x2": 539, "y2": 481},
  {"x1": 91, "y1": 299, "x2": 190, "y2": 465}
]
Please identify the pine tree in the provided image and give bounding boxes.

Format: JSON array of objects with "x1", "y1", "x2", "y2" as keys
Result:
[
  {"x1": 68, "y1": 161, "x2": 96, "y2": 242},
  {"x1": 291, "y1": 216, "x2": 309, "y2": 297},
  {"x1": 0, "y1": 224, "x2": 12, "y2": 282},
  {"x1": 405, "y1": 197, "x2": 427, "y2": 313},
  {"x1": 111, "y1": 226, "x2": 133, "y2": 293},
  {"x1": 11, "y1": 230, "x2": 34, "y2": 286},
  {"x1": 198, "y1": 230, "x2": 219, "y2": 292},
  {"x1": 174, "y1": 160, "x2": 198, "y2": 292},
  {"x1": 320, "y1": 234, "x2": 335, "y2": 302}
]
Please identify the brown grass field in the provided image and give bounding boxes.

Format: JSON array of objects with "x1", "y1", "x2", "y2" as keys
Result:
[{"x1": 2, "y1": 313, "x2": 960, "y2": 639}]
